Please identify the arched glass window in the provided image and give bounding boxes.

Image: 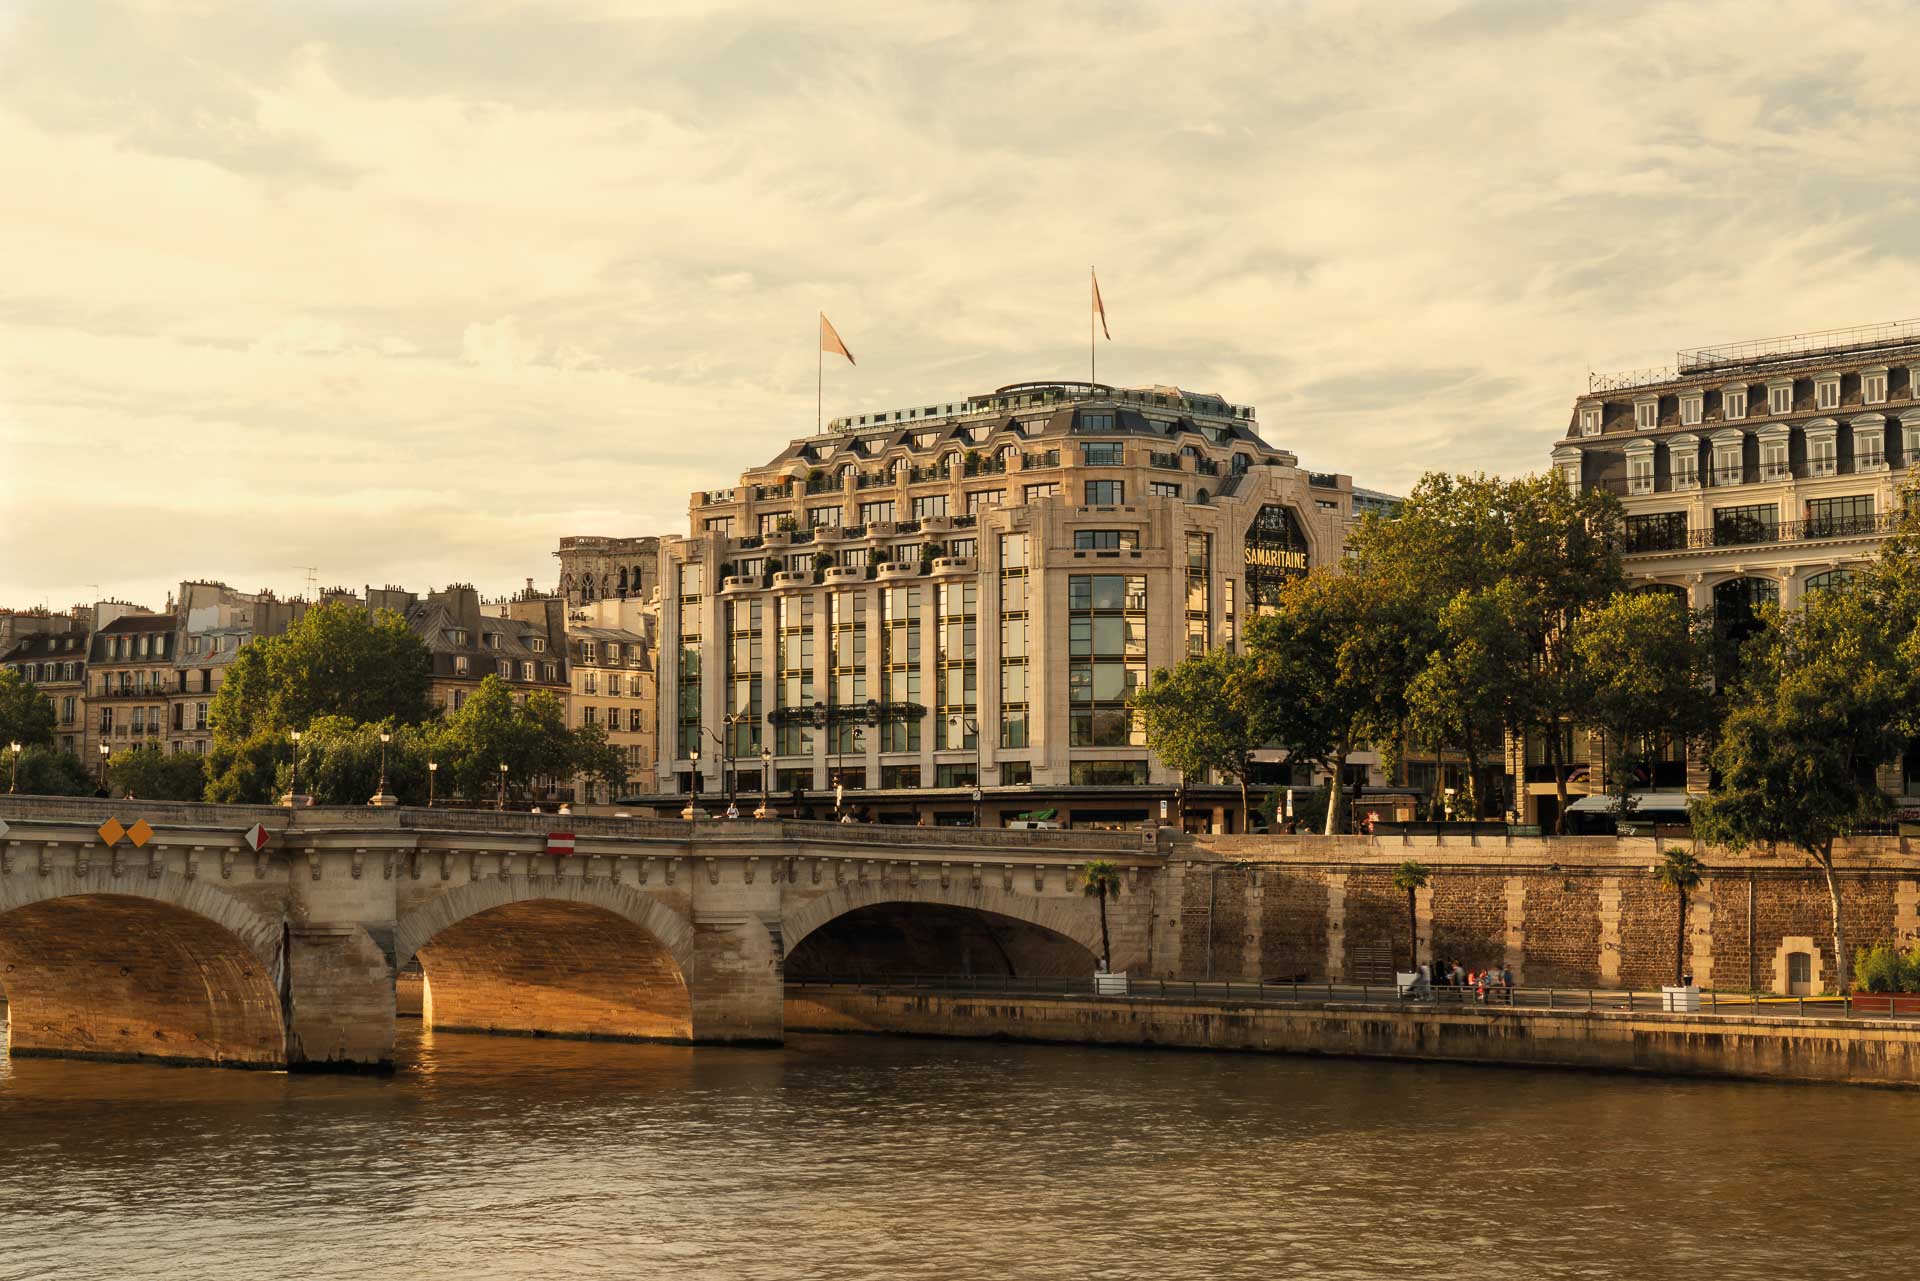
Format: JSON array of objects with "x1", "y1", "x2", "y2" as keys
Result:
[
  {"x1": 617, "y1": 567, "x2": 629, "y2": 594},
  {"x1": 1713, "y1": 576, "x2": 1778, "y2": 644},
  {"x1": 1803, "y1": 568, "x2": 1855, "y2": 594}
]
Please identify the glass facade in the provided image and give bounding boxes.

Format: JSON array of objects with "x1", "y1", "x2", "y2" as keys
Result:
[
  {"x1": 724, "y1": 599, "x2": 763, "y2": 758},
  {"x1": 675, "y1": 562, "x2": 702, "y2": 758},
  {"x1": 1184, "y1": 533, "x2": 1210, "y2": 655},
  {"x1": 937, "y1": 582, "x2": 977, "y2": 750},
  {"x1": 880, "y1": 585, "x2": 922, "y2": 753},
  {"x1": 1068, "y1": 574, "x2": 1147, "y2": 747},
  {"x1": 829, "y1": 591, "x2": 867, "y2": 759},
  {"x1": 999, "y1": 533, "x2": 1029, "y2": 749},
  {"x1": 775, "y1": 594, "x2": 814, "y2": 758}
]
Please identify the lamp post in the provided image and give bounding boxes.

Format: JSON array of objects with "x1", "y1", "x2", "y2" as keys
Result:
[
  {"x1": 950, "y1": 714, "x2": 982, "y2": 827},
  {"x1": 97, "y1": 742, "x2": 109, "y2": 791},
  {"x1": 427, "y1": 760, "x2": 438, "y2": 808},
  {"x1": 759, "y1": 747, "x2": 773, "y2": 818},
  {"x1": 8, "y1": 741, "x2": 20, "y2": 794},
  {"x1": 689, "y1": 747, "x2": 701, "y2": 800},
  {"x1": 288, "y1": 729, "x2": 303, "y2": 806},
  {"x1": 370, "y1": 730, "x2": 396, "y2": 807},
  {"x1": 498, "y1": 761, "x2": 509, "y2": 811}
]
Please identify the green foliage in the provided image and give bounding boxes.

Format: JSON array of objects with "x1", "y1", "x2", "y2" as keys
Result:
[
  {"x1": 1853, "y1": 942, "x2": 1920, "y2": 994},
  {"x1": 282, "y1": 716, "x2": 436, "y2": 806},
  {"x1": 1082, "y1": 860, "x2": 1122, "y2": 971},
  {"x1": 432, "y1": 676, "x2": 580, "y2": 803},
  {"x1": 571, "y1": 718, "x2": 629, "y2": 798},
  {"x1": 105, "y1": 749, "x2": 207, "y2": 801},
  {"x1": 0, "y1": 669, "x2": 58, "y2": 748},
  {"x1": 1131, "y1": 647, "x2": 1265, "y2": 827},
  {"x1": 208, "y1": 600, "x2": 430, "y2": 741},
  {"x1": 1573, "y1": 592, "x2": 1716, "y2": 812},
  {"x1": 1390, "y1": 860, "x2": 1430, "y2": 894},
  {"x1": 1654, "y1": 846, "x2": 1704, "y2": 897},
  {"x1": 9, "y1": 746, "x2": 98, "y2": 796},
  {"x1": 1242, "y1": 567, "x2": 1428, "y2": 833},
  {"x1": 204, "y1": 728, "x2": 290, "y2": 804}
]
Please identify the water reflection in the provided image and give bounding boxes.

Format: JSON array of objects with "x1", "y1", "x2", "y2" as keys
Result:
[{"x1": 2, "y1": 1022, "x2": 1916, "y2": 1280}]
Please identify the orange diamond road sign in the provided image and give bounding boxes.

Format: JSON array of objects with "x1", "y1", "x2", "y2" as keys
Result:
[
  {"x1": 126, "y1": 820, "x2": 153, "y2": 848},
  {"x1": 97, "y1": 818, "x2": 126, "y2": 847}
]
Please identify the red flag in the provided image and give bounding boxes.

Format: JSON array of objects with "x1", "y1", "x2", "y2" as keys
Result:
[
  {"x1": 1092, "y1": 269, "x2": 1110, "y2": 340},
  {"x1": 820, "y1": 312, "x2": 855, "y2": 365}
]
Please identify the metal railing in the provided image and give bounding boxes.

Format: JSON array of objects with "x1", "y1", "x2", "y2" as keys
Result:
[
  {"x1": 792, "y1": 974, "x2": 1920, "y2": 1019},
  {"x1": 1678, "y1": 317, "x2": 1920, "y2": 373},
  {"x1": 1622, "y1": 511, "x2": 1897, "y2": 554}
]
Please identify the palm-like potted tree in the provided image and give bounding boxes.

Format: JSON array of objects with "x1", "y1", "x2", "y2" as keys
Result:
[
  {"x1": 1391, "y1": 860, "x2": 1430, "y2": 995},
  {"x1": 1655, "y1": 846, "x2": 1704, "y2": 1005},
  {"x1": 1083, "y1": 861, "x2": 1123, "y2": 985}
]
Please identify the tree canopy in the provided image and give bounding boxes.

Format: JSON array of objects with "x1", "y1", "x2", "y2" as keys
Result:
[
  {"x1": 0, "y1": 669, "x2": 58, "y2": 748},
  {"x1": 1131, "y1": 646, "x2": 1266, "y2": 831},
  {"x1": 1571, "y1": 590, "x2": 1716, "y2": 814},
  {"x1": 208, "y1": 600, "x2": 431, "y2": 740}
]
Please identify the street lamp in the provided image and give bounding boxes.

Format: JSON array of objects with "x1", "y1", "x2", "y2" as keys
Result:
[
  {"x1": 8, "y1": 741, "x2": 20, "y2": 794},
  {"x1": 759, "y1": 747, "x2": 773, "y2": 818},
  {"x1": 497, "y1": 761, "x2": 509, "y2": 811},
  {"x1": 689, "y1": 747, "x2": 701, "y2": 798},
  {"x1": 950, "y1": 714, "x2": 983, "y2": 827},
  {"x1": 97, "y1": 741, "x2": 109, "y2": 791},
  {"x1": 427, "y1": 760, "x2": 438, "y2": 808},
  {"x1": 288, "y1": 728, "x2": 303, "y2": 806},
  {"x1": 370, "y1": 730, "x2": 396, "y2": 807}
]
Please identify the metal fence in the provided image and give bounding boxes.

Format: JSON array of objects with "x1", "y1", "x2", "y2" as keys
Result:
[{"x1": 789, "y1": 974, "x2": 1920, "y2": 1020}]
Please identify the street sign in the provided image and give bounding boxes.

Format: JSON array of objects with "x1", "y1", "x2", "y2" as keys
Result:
[
  {"x1": 243, "y1": 823, "x2": 271, "y2": 853},
  {"x1": 97, "y1": 818, "x2": 126, "y2": 847},
  {"x1": 547, "y1": 832, "x2": 576, "y2": 856},
  {"x1": 126, "y1": 819, "x2": 153, "y2": 848}
]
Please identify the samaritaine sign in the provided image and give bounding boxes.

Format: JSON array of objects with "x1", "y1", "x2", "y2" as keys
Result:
[{"x1": 1244, "y1": 504, "x2": 1309, "y2": 605}]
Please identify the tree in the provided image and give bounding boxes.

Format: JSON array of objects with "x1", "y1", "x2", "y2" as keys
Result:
[
  {"x1": 1653, "y1": 847, "x2": 1704, "y2": 989},
  {"x1": 1131, "y1": 647, "x2": 1265, "y2": 832},
  {"x1": 204, "y1": 728, "x2": 289, "y2": 804},
  {"x1": 1572, "y1": 591, "x2": 1716, "y2": 818},
  {"x1": 1691, "y1": 586, "x2": 1907, "y2": 993},
  {"x1": 433, "y1": 676, "x2": 579, "y2": 804},
  {"x1": 9, "y1": 746, "x2": 96, "y2": 796},
  {"x1": 1242, "y1": 567, "x2": 1427, "y2": 834},
  {"x1": 1390, "y1": 861, "x2": 1429, "y2": 970},
  {"x1": 106, "y1": 750, "x2": 206, "y2": 801},
  {"x1": 1404, "y1": 588, "x2": 1527, "y2": 819},
  {"x1": 208, "y1": 600, "x2": 430, "y2": 741},
  {"x1": 0, "y1": 669, "x2": 57, "y2": 748},
  {"x1": 1082, "y1": 861, "x2": 1122, "y2": 972},
  {"x1": 571, "y1": 719, "x2": 629, "y2": 802}
]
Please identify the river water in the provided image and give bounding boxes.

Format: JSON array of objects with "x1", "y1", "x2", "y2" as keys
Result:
[{"x1": 0, "y1": 1023, "x2": 1913, "y2": 1280}]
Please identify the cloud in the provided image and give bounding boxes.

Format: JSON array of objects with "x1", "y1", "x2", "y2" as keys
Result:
[{"x1": 6, "y1": 0, "x2": 1920, "y2": 610}]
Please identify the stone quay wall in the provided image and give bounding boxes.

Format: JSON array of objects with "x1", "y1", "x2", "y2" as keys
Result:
[
  {"x1": 787, "y1": 987, "x2": 1920, "y2": 1088},
  {"x1": 1161, "y1": 834, "x2": 1920, "y2": 994}
]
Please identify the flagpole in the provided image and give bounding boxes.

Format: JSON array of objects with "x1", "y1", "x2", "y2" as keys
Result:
[
  {"x1": 817, "y1": 313, "x2": 823, "y2": 435},
  {"x1": 1090, "y1": 267, "x2": 1096, "y2": 384}
]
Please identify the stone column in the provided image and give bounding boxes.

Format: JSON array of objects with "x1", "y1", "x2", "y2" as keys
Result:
[
  {"x1": 687, "y1": 857, "x2": 783, "y2": 1044},
  {"x1": 284, "y1": 844, "x2": 400, "y2": 1071}
]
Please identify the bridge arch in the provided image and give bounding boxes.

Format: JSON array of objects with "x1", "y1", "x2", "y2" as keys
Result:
[
  {"x1": 395, "y1": 877, "x2": 697, "y2": 1043},
  {"x1": 0, "y1": 871, "x2": 286, "y2": 1067},
  {"x1": 783, "y1": 883, "x2": 1103, "y2": 980}
]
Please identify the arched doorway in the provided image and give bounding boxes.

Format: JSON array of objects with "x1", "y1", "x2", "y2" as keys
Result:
[{"x1": 0, "y1": 889, "x2": 285, "y2": 1068}]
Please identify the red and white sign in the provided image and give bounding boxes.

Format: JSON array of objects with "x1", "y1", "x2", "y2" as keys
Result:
[
  {"x1": 243, "y1": 823, "x2": 271, "y2": 853},
  {"x1": 546, "y1": 832, "x2": 576, "y2": 856}
]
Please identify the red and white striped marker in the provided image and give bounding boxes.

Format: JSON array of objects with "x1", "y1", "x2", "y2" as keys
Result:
[{"x1": 546, "y1": 832, "x2": 576, "y2": 856}]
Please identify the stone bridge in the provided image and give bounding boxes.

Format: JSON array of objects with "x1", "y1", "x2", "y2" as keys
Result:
[{"x1": 0, "y1": 797, "x2": 1166, "y2": 1070}]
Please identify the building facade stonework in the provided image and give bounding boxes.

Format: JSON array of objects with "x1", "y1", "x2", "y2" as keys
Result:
[{"x1": 653, "y1": 379, "x2": 1380, "y2": 827}]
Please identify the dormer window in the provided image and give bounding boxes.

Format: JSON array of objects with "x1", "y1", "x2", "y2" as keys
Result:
[
  {"x1": 1080, "y1": 412, "x2": 1117, "y2": 432},
  {"x1": 530, "y1": 637, "x2": 546, "y2": 653},
  {"x1": 1579, "y1": 406, "x2": 1602, "y2": 436},
  {"x1": 1769, "y1": 382, "x2": 1793, "y2": 415},
  {"x1": 1680, "y1": 394, "x2": 1703, "y2": 426},
  {"x1": 1634, "y1": 398, "x2": 1658, "y2": 430},
  {"x1": 485, "y1": 632, "x2": 501, "y2": 650},
  {"x1": 1724, "y1": 388, "x2": 1747, "y2": 420},
  {"x1": 1625, "y1": 445, "x2": 1655, "y2": 495},
  {"x1": 1863, "y1": 368, "x2": 1888, "y2": 405},
  {"x1": 1816, "y1": 376, "x2": 1840, "y2": 411}
]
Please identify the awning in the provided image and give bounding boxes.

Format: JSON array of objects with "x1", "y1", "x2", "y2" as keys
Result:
[{"x1": 1564, "y1": 791, "x2": 1692, "y2": 816}]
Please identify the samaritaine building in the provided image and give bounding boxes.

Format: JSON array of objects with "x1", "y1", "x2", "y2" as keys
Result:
[
  {"x1": 1546, "y1": 318, "x2": 1920, "y2": 823},
  {"x1": 653, "y1": 380, "x2": 1367, "y2": 828}
]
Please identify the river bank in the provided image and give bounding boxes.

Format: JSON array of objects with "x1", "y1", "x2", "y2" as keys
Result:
[{"x1": 786, "y1": 986, "x2": 1920, "y2": 1087}]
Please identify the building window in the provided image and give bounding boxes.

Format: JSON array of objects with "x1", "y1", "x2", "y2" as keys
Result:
[
  {"x1": 829, "y1": 591, "x2": 867, "y2": 759},
  {"x1": 860, "y1": 500, "x2": 896, "y2": 525},
  {"x1": 1805, "y1": 495, "x2": 1875, "y2": 538},
  {"x1": 1769, "y1": 383, "x2": 1793, "y2": 415},
  {"x1": 1712, "y1": 503, "x2": 1779, "y2": 547},
  {"x1": 912, "y1": 494, "x2": 949, "y2": 520},
  {"x1": 1816, "y1": 377, "x2": 1840, "y2": 410},
  {"x1": 1627, "y1": 453, "x2": 1654, "y2": 495},
  {"x1": 1024, "y1": 483, "x2": 1060, "y2": 502},
  {"x1": 521, "y1": 661, "x2": 535, "y2": 681},
  {"x1": 1808, "y1": 432, "x2": 1837, "y2": 478},
  {"x1": 809, "y1": 505, "x2": 842, "y2": 529},
  {"x1": 1083, "y1": 442, "x2": 1125, "y2": 466},
  {"x1": 1855, "y1": 420, "x2": 1888, "y2": 470},
  {"x1": 935, "y1": 763, "x2": 978, "y2": 788},
  {"x1": 775, "y1": 593, "x2": 815, "y2": 757},
  {"x1": 966, "y1": 490, "x2": 1004, "y2": 513},
  {"x1": 1080, "y1": 412, "x2": 1116, "y2": 433},
  {"x1": 1185, "y1": 533, "x2": 1210, "y2": 655},
  {"x1": 879, "y1": 586, "x2": 921, "y2": 753},
  {"x1": 1634, "y1": 399, "x2": 1658, "y2": 430},
  {"x1": 1067, "y1": 574, "x2": 1147, "y2": 747},
  {"x1": 1724, "y1": 389, "x2": 1747, "y2": 420},
  {"x1": 880, "y1": 764, "x2": 921, "y2": 789},
  {"x1": 1557, "y1": 459, "x2": 1581, "y2": 489},
  {"x1": 1864, "y1": 371, "x2": 1888, "y2": 405},
  {"x1": 497, "y1": 660, "x2": 512, "y2": 678},
  {"x1": 726, "y1": 598, "x2": 764, "y2": 759},
  {"x1": 758, "y1": 512, "x2": 785, "y2": 536},
  {"x1": 530, "y1": 636, "x2": 547, "y2": 653},
  {"x1": 676, "y1": 561, "x2": 703, "y2": 758},
  {"x1": 1149, "y1": 482, "x2": 1182, "y2": 499},
  {"x1": 453, "y1": 655, "x2": 469, "y2": 674},
  {"x1": 1074, "y1": 529, "x2": 1139, "y2": 550},
  {"x1": 1070, "y1": 760, "x2": 1148, "y2": 786},
  {"x1": 936, "y1": 581, "x2": 977, "y2": 750},
  {"x1": 705, "y1": 516, "x2": 736, "y2": 537},
  {"x1": 1760, "y1": 436, "x2": 1789, "y2": 481},
  {"x1": 1625, "y1": 512, "x2": 1687, "y2": 553},
  {"x1": 999, "y1": 533, "x2": 1030, "y2": 749},
  {"x1": 542, "y1": 663, "x2": 557, "y2": 682},
  {"x1": 1084, "y1": 481, "x2": 1124, "y2": 505},
  {"x1": 1679, "y1": 395, "x2": 1702, "y2": 426},
  {"x1": 1671, "y1": 444, "x2": 1699, "y2": 489}
]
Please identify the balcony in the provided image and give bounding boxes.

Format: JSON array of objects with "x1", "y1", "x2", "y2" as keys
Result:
[
  {"x1": 1021, "y1": 451, "x2": 1061, "y2": 469},
  {"x1": 771, "y1": 571, "x2": 809, "y2": 588},
  {"x1": 1194, "y1": 458, "x2": 1220, "y2": 476},
  {"x1": 823, "y1": 566, "x2": 865, "y2": 585},
  {"x1": 931, "y1": 556, "x2": 977, "y2": 575},
  {"x1": 1622, "y1": 510, "x2": 1898, "y2": 555},
  {"x1": 720, "y1": 576, "x2": 758, "y2": 593},
  {"x1": 1148, "y1": 451, "x2": 1180, "y2": 470},
  {"x1": 963, "y1": 458, "x2": 1007, "y2": 477}
]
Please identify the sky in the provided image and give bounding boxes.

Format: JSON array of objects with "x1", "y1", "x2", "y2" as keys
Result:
[{"x1": 7, "y1": 0, "x2": 1920, "y2": 613}]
